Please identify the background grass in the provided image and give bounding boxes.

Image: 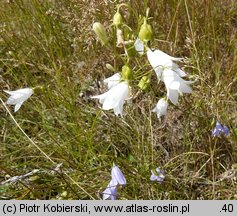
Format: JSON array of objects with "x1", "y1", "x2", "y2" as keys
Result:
[{"x1": 0, "y1": 0, "x2": 237, "y2": 200}]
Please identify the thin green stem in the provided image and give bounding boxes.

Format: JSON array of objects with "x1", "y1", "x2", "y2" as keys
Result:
[{"x1": 0, "y1": 97, "x2": 95, "y2": 199}]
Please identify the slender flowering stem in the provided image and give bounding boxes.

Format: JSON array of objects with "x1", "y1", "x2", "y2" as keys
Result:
[
  {"x1": 1, "y1": 97, "x2": 54, "y2": 163},
  {"x1": 149, "y1": 107, "x2": 154, "y2": 164},
  {"x1": 0, "y1": 97, "x2": 95, "y2": 199}
]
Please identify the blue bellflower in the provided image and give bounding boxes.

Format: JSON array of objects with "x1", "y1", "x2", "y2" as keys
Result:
[
  {"x1": 102, "y1": 178, "x2": 117, "y2": 200},
  {"x1": 150, "y1": 167, "x2": 165, "y2": 183},
  {"x1": 111, "y1": 165, "x2": 126, "y2": 186},
  {"x1": 102, "y1": 165, "x2": 126, "y2": 200},
  {"x1": 212, "y1": 121, "x2": 230, "y2": 137}
]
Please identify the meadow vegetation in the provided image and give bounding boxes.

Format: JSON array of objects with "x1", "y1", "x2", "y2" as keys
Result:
[{"x1": 0, "y1": 0, "x2": 237, "y2": 199}]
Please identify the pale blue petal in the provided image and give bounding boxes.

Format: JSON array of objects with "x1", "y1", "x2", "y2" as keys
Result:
[{"x1": 111, "y1": 166, "x2": 126, "y2": 185}]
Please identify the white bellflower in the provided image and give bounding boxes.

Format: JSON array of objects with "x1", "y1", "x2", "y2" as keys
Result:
[
  {"x1": 4, "y1": 88, "x2": 33, "y2": 112},
  {"x1": 147, "y1": 49, "x2": 186, "y2": 79},
  {"x1": 161, "y1": 69, "x2": 193, "y2": 105},
  {"x1": 152, "y1": 98, "x2": 168, "y2": 118},
  {"x1": 91, "y1": 81, "x2": 129, "y2": 116}
]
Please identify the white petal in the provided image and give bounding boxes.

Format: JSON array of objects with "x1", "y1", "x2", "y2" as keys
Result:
[
  {"x1": 154, "y1": 49, "x2": 182, "y2": 61},
  {"x1": 172, "y1": 63, "x2": 186, "y2": 77},
  {"x1": 104, "y1": 73, "x2": 121, "y2": 89},
  {"x1": 102, "y1": 97, "x2": 118, "y2": 110},
  {"x1": 147, "y1": 49, "x2": 177, "y2": 69},
  {"x1": 152, "y1": 98, "x2": 168, "y2": 118},
  {"x1": 91, "y1": 94, "x2": 106, "y2": 104},
  {"x1": 134, "y1": 38, "x2": 144, "y2": 54},
  {"x1": 113, "y1": 101, "x2": 124, "y2": 116},
  {"x1": 6, "y1": 94, "x2": 24, "y2": 105},
  {"x1": 179, "y1": 82, "x2": 192, "y2": 93},
  {"x1": 154, "y1": 68, "x2": 163, "y2": 80},
  {"x1": 167, "y1": 88, "x2": 179, "y2": 105},
  {"x1": 4, "y1": 88, "x2": 32, "y2": 95},
  {"x1": 162, "y1": 69, "x2": 176, "y2": 86},
  {"x1": 4, "y1": 88, "x2": 33, "y2": 111},
  {"x1": 4, "y1": 90, "x2": 15, "y2": 95},
  {"x1": 162, "y1": 69, "x2": 193, "y2": 94},
  {"x1": 169, "y1": 81, "x2": 180, "y2": 90},
  {"x1": 147, "y1": 49, "x2": 186, "y2": 83},
  {"x1": 14, "y1": 102, "x2": 23, "y2": 112},
  {"x1": 91, "y1": 82, "x2": 129, "y2": 116}
]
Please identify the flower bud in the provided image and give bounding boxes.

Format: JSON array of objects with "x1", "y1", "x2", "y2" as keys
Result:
[
  {"x1": 106, "y1": 63, "x2": 115, "y2": 72},
  {"x1": 121, "y1": 65, "x2": 133, "y2": 81},
  {"x1": 138, "y1": 76, "x2": 150, "y2": 90},
  {"x1": 61, "y1": 191, "x2": 68, "y2": 198},
  {"x1": 8, "y1": 51, "x2": 14, "y2": 56},
  {"x1": 138, "y1": 19, "x2": 153, "y2": 43},
  {"x1": 92, "y1": 22, "x2": 109, "y2": 46},
  {"x1": 113, "y1": 11, "x2": 123, "y2": 27}
]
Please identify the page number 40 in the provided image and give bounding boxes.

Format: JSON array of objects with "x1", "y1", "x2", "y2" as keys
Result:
[{"x1": 220, "y1": 204, "x2": 234, "y2": 213}]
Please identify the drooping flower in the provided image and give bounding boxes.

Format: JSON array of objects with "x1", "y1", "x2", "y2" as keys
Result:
[
  {"x1": 111, "y1": 165, "x2": 126, "y2": 186},
  {"x1": 104, "y1": 73, "x2": 121, "y2": 89},
  {"x1": 102, "y1": 165, "x2": 126, "y2": 200},
  {"x1": 152, "y1": 98, "x2": 168, "y2": 118},
  {"x1": 147, "y1": 48, "x2": 186, "y2": 80},
  {"x1": 102, "y1": 179, "x2": 117, "y2": 200},
  {"x1": 4, "y1": 88, "x2": 33, "y2": 112},
  {"x1": 212, "y1": 121, "x2": 230, "y2": 137},
  {"x1": 150, "y1": 167, "x2": 165, "y2": 183},
  {"x1": 222, "y1": 125, "x2": 230, "y2": 135},
  {"x1": 91, "y1": 81, "x2": 130, "y2": 116},
  {"x1": 161, "y1": 69, "x2": 193, "y2": 105}
]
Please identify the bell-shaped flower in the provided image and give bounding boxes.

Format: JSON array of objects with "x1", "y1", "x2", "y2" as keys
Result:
[
  {"x1": 222, "y1": 125, "x2": 230, "y2": 135},
  {"x1": 91, "y1": 81, "x2": 130, "y2": 116},
  {"x1": 162, "y1": 69, "x2": 193, "y2": 105},
  {"x1": 111, "y1": 165, "x2": 126, "y2": 186},
  {"x1": 4, "y1": 88, "x2": 33, "y2": 112},
  {"x1": 102, "y1": 178, "x2": 117, "y2": 200},
  {"x1": 150, "y1": 167, "x2": 165, "y2": 183},
  {"x1": 147, "y1": 48, "x2": 186, "y2": 80},
  {"x1": 152, "y1": 98, "x2": 168, "y2": 118},
  {"x1": 104, "y1": 73, "x2": 121, "y2": 89},
  {"x1": 212, "y1": 121, "x2": 230, "y2": 137}
]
